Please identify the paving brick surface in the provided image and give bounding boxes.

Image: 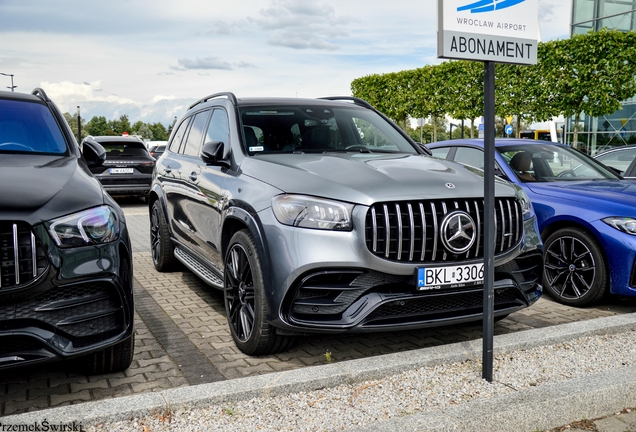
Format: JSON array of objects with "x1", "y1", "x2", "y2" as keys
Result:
[{"x1": 2, "y1": 197, "x2": 636, "y2": 417}]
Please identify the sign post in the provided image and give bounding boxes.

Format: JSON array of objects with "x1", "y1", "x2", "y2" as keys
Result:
[{"x1": 438, "y1": 0, "x2": 538, "y2": 382}]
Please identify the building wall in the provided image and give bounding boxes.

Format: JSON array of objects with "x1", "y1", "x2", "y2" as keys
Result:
[{"x1": 570, "y1": 0, "x2": 636, "y2": 154}]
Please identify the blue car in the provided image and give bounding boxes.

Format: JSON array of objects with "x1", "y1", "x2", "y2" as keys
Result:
[{"x1": 428, "y1": 138, "x2": 636, "y2": 306}]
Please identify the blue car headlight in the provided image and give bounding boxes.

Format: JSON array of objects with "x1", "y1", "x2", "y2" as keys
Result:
[
  {"x1": 603, "y1": 217, "x2": 636, "y2": 235},
  {"x1": 272, "y1": 195, "x2": 354, "y2": 231},
  {"x1": 515, "y1": 188, "x2": 535, "y2": 220},
  {"x1": 48, "y1": 206, "x2": 120, "y2": 247}
]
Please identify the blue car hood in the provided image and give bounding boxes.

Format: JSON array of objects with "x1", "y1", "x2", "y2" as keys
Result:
[{"x1": 525, "y1": 180, "x2": 636, "y2": 215}]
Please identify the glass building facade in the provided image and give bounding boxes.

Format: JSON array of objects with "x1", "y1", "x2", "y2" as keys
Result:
[{"x1": 570, "y1": 0, "x2": 636, "y2": 154}]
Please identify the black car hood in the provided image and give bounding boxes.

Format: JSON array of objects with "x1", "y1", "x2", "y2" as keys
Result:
[
  {"x1": 241, "y1": 153, "x2": 516, "y2": 206},
  {"x1": 0, "y1": 155, "x2": 105, "y2": 224}
]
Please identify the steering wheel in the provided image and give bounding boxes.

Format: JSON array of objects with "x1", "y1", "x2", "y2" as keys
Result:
[
  {"x1": 345, "y1": 145, "x2": 368, "y2": 151},
  {"x1": 556, "y1": 170, "x2": 576, "y2": 178},
  {"x1": 0, "y1": 142, "x2": 35, "y2": 151}
]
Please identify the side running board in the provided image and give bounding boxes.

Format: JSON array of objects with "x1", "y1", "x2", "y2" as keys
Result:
[{"x1": 174, "y1": 247, "x2": 224, "y2": 289}]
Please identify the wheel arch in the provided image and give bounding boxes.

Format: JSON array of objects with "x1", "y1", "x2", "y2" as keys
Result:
[{"x1": 221, "y1": 206, "x2": 272, "y2": 295}]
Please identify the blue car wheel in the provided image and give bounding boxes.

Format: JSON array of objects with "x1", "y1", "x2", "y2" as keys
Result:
[{"x1": 543, "y1": 228, "x2": 607, "y2": 306}]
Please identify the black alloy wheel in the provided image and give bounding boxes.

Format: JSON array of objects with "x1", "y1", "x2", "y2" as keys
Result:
[
  {"x1": 224, "y1": 230, "x2": 292, "y2": 355},
  {"x1": 543, "y1": 228, "x2": 607, "y2": 307},
  {"x1": 150, "y1": 200, "x2": 176, "y2": 271}
]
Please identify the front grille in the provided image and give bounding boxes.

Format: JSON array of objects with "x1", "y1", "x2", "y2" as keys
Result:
[
  {"x1": 364, "y1": 287, "x2": 523, "y2": 326},
  {"x1": 0, "y1": 222, "x2": 47, "y2": 289},
  {"x1": 365, "y1": 198, "x2": 522, "y2": 263}
]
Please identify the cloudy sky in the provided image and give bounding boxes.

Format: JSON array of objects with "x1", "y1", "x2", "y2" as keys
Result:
[{"x1": 0, "y1": 0, "x2": 571, "y2": 126}]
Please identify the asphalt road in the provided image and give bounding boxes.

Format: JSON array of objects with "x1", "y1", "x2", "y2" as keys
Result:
[{"x1": 2, "y1": 196, "x2": 636, "y2": 417}]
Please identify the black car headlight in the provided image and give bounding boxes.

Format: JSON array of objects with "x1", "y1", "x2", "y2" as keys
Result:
[
  {"x1": 272, "y1": 195, "x2": 354, "y2": 231},
  {"x1": 603, "y1": 217, "x2": 636, "y2": 235},
  {"x1": 48, "y1": 206, "x2": 119, "y2": 247}
]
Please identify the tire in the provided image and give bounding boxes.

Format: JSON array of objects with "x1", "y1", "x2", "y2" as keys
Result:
[
  {"x1": 150, "y1": 200, "x2": 177, "y2": 271},
  {"x1": 224, "y1": 230, "x2": 291, "y2": 356},
  {"x1": 543, "y1": 228, "x2": 607, "y2": 307},
  {"x1": 77, "y1": 333, "x2": 135, "y2": 374}
]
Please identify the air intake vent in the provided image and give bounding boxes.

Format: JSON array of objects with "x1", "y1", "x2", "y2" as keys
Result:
[
  {"x1": 365, "y1": 198, "x2": 522, "y2": 263},
  {"x1": 0, "y1": 222, "x2": 47, "y2": 289}
]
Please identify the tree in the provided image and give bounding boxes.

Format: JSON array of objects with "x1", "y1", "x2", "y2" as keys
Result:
[
  {"x1": 539, "y1": 29, "x2": 636, "y2": 147},
  {"x1": 109, "y1": 115, "x2": 132, "y2": 136},
  {"x1": 445, "y1": 61, "x2": 483, "y2": 138},
  {"x1": 85, "y1": 116, "x2": 113, "y2": 136},
  {"x1": 149, "y1": 122, "x2": 169, "y2": 141},
  {"x1": 135, "y1": 123, "x2": 154, "y2": 140}
]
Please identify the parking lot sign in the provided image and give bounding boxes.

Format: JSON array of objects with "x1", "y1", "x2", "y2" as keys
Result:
[{"x1": 438, "y1": 0, "x2": 538, "y2": 65}]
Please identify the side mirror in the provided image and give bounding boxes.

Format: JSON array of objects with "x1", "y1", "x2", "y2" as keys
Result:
[
  {"x1": 201, "y1": 141, "x2": 229, "y2": 166},
  {"x1": 82, "y1": 139, "x2": 106, "y2": 167}
]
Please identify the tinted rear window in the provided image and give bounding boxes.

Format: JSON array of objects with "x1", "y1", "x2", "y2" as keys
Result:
[
  {"x1": 100, "y1": 141, "x2": 149, "y2": 157},
  {"x1": 0, "y1": 98, "x2": 67, "y2": 154}
]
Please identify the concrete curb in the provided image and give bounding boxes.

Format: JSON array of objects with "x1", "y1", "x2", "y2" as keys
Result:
[{"x1": 3, "y1": 313, "x2": 636, "y2": 429}]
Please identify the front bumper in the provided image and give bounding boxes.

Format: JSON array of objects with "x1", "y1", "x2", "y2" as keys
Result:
[
  {"x1": 260, "y1": 207, "x2": 543, "y2": 334},
  {"x1": 0, "y1": 222, "x2": 134, "y2": 370}
]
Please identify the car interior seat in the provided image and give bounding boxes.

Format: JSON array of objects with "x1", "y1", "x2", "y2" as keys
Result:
[
  {"x1": 244, "y1": 127, "x2": 258, "y2": 148},
  {"x1": 509, "y1": 152, "x2": 535, "y2": 181},
  {"x1": 531, "y1": 155, "x2": 553, "y2": 180}
]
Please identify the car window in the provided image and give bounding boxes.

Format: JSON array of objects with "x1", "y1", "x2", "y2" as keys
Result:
[
  {"x1": 454, "y1": 147, "x2": 484, "y2": 169},
  {"x1": 99, "y1": 141, "x2": 148, "y2": 157},
  {"x1": 499, "y1": 144, "x2": 619, "y2": 181},
  {"x1": 429, "y1": 147, "x2": 451, "y2": 160},
  {"x1": 595, "y1": 148, "x2": 636, "y2": 174},
  {"x1": 0, "y1": 99, "x2": 67, "y2": 154},
  {"x1": 205, "y1": 109, "x2": 229, "y2": 145},
  {"x1": 169, "y1": 118, "x2": 191, "y2": 153},
  {"x1": 239, "y1": 104, "x2": 417, "y2": 155},
  {"x1": 183, "y1": 110, "x2": 210, "y2": 157}
]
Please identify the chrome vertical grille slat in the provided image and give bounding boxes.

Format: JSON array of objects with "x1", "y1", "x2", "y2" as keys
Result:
[
  {"x1": 383, "y1": 204, "x2": 390, "y2": 258},
  {"x1": 431, "y1": 202, "x2": 438, "y2": 261},
  {"x1": 407, "y1": 204, "x2": 415, "y2": 262},
  {"x1": 31, "y1": 232, "x2": 37, "y2": 277},
  {"x1": 365, "y1": 198, "x2": 522, "y2": 263},
  {"x1": 13, "y1": 224, "x2": 19, "y2": 286},
  {"x1": 395, "y1": 203, "x2": 403, "y2": 260}
]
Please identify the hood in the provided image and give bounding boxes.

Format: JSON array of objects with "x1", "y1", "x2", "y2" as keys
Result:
[
  {"x1": 526, "y1": 180, "x2": 636, "y2": 215},
  {"x1": 240, "y1": 153, "x2": 516, "y2": 205},
  {"x1": 0, "y1": 155, "x2": 105, "y2": 225}
]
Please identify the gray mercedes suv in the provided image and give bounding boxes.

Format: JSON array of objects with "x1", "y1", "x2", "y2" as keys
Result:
[{"x1": 149, "y1": 93, "x2": 543, "y2": 355}]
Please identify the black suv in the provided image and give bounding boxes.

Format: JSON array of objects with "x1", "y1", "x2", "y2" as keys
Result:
[
  {"x1": 0, "y1": 89, "x2": 134, "y2": 373},
  {"x1": 83, "y1": 135, "x2": 155, "y2": 200},
  {"x1": 150, "y1": 93, "x2": 543, "y2": 355}
]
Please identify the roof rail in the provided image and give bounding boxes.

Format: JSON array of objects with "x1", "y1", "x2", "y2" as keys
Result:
[
  {"x1": 319, "y1": 96, "x2": 373, "y2": 110},
  {"x1": 31, "y1": 88, "x2": 50, "y2": 102},
  {"x1": 188, "y1": 92, "x2": 238, "y2": 110}
]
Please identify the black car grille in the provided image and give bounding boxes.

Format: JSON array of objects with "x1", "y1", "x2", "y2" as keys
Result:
[
  {"x1": 365, "y1": 198, "x2": 522, "y2": 263},
  {"x1": 0, "y1": 222, "x2": 47, "y2": 289},
  {"x1": 364, "y1": 287, "x2": 524, "y2": 326}
]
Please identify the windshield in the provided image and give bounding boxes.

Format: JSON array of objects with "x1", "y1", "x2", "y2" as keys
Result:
[
  {"x1": 0, "y1": 99, "x2": 68, "y2": 154},
  {"x1": 499, "y1": 143, "x2": 619, "y2": 182},
  {"x1": 239, "y1": 104, "x2": 418, "y2": 155}
]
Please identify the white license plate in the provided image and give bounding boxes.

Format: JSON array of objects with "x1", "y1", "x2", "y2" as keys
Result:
[
  {"x1": 417, "y1": 263, "x2": 484, "y2": 291},
  {"x1": 110, "y1": 168, "x2": 133, "y2": 174}
]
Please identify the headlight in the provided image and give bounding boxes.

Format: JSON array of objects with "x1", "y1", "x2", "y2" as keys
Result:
[
  {"x1": 48, "y1": 206, "x2": 119, "y2": 247},
  {"x1": 515, "y1": 188, "x2": 535, "y2": 220},
  {"x1": 272, "y1": 195, "x2": 354, "y2": 231},
  {"x1": 603, "y1": 217, "x2": 636, "y2": 235}
]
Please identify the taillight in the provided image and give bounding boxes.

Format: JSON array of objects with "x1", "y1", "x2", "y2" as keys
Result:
[{"x1": 141, "y1": 161, "x2": 155, "y2": 167}]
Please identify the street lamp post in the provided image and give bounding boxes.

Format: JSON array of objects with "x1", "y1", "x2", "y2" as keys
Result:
[
  {"x1": 449, "y1": 123, "x2": 458, "y2": 140},
  {"x1": 0, "y1": 73, "x2": 16, "y2": 92}
]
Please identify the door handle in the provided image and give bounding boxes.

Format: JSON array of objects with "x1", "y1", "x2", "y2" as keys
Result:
[
  {"x1": 164, "y1": 166, "x2": 172, "y2": 174},
  {"x1": 189, "y1": 172, "x2": 198, "y2": 182}
]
